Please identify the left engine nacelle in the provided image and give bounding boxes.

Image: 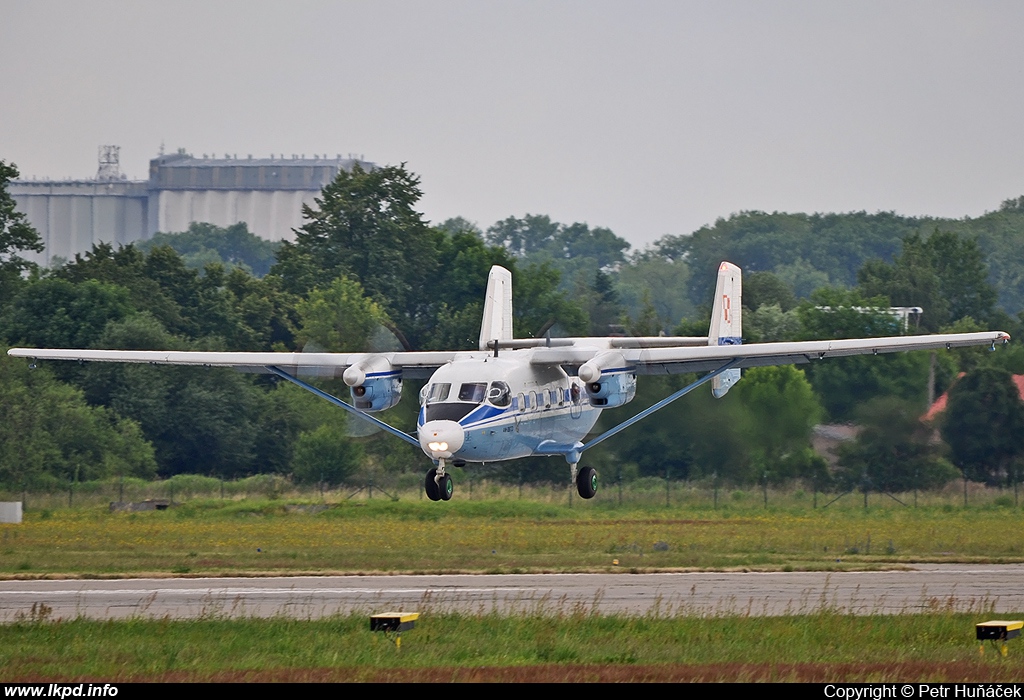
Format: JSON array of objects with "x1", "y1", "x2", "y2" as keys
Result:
[
  {"x1": 343, "y1": 357, "x2": 402, "y2": 412},
  {"x1": 584, "y1": 372, "x2": 636, "y2": 408}
]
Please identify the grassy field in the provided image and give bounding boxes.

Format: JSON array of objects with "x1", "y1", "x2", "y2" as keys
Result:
[
  {"x1": 2, "y1": 611, "x2": 1022, "y2": 681},
  {"x1": 4, "y1": 485, "x2": 1024, "y2": 683},
  {"x1": 2, "y1": 486, "x2": 1024, "y2": 577}
]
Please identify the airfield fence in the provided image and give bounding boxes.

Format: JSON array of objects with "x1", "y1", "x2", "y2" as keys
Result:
[{"x1": 1, "y1": 473, "x2": 1020, "y2": 513}]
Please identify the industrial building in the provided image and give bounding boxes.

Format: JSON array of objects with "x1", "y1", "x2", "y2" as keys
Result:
[{"x1": 11, "y1": 147, "x2": 372, "y2": 265}]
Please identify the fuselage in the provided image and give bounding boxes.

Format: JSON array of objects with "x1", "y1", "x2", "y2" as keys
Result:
[{"x1": 416, "y1": 353, "x2": 602, "y2": 464}]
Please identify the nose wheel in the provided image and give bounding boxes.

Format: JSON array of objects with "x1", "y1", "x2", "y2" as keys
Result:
[
  {"x1": 576, "y1": 465, "x2": 597, "y2": 499},
  {"x1": 425, "y1": 466, "x2": 454, "y2": 502}
]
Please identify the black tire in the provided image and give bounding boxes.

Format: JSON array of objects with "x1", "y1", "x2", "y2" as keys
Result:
[
  {"x1": 577, "y1": 466, "x2": 597, "y2": 499},
  {"x1": 425, "y1": 468, "x2": 441, "y2": 501},
  {"x1": 440, "y1": 473, "x2": 454, "y2": 501}
]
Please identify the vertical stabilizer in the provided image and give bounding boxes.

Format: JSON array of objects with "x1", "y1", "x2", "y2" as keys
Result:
[
  {"x1": 709, "y1": 261, "x2": 743, "y2": 397},
  {"x1": 479, "y1": 265, "x2": 513, "y2": 350}
]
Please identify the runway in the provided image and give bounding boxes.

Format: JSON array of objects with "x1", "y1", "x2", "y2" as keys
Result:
[{"x1": 2, "y1": 564, "x2": 1023, "y2": 620}]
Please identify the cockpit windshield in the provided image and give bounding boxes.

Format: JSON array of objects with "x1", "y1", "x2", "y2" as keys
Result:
[
  {"x1": 458, "y1": 382, "x2": 488, "y2": 403},
  {"x1": 488, "y1": 381, "x2": 511, "y2": 407},
  {"x1": 424, "y1": 383, "x2": 451, "y2": 404}
]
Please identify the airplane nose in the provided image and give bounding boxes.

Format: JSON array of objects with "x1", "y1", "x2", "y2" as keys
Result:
[{"x1": 418, "y1": 420, "x2": 465, "y2": 460}]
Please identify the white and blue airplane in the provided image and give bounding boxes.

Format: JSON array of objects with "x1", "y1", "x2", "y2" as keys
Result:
[{"x1": 8, "y1": 262, "x2": 1010, "y2": 502}]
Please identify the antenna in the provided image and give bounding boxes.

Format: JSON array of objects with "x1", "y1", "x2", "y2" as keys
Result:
[{"x1": 96, "y1": 145, "x2": 122, "y2": 180}]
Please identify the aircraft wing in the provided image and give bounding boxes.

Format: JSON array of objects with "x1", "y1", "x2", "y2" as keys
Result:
[
  {"x1": 530, "y1": 331, "x2": 1010, "y2": 375},
  {"x1": 4, "y1": 348, "x2": 460, "y2": 379}
]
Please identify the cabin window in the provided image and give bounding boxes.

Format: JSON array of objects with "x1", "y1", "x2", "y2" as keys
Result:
[
  {"x1": 528, "y1": 391, "x2": 538, "y2": 411},
  {"x1": 488, "y1": 381, "x2": 511, "y2": 407},
  {"x1": 549, "y1": 389, "x2": 558, "y2": 407},
  {"x1": 458, "y1": 382, "x2": 487, "y2": 403},
  {"x1": 426, "y1": 383, "x2": 450, "y2": 404},
  {"x1": 517, "y1": 393, "x2": 526, "y2": 412}
]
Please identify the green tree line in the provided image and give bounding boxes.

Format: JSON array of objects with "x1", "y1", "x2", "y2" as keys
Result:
[{"x1": 2, "y1": 157, "x2": 1023, "y2": 493}]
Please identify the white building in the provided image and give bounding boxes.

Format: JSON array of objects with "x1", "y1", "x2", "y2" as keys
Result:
[{"x1": 11, "y1": 149, "x2": 372, "y2": 265}]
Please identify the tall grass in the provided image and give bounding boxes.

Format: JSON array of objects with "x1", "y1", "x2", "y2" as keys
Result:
[
  {"x1": 1, "y1": 609, "x2": 1019, "y2": 682},
  {"x1": 2, "y1": 492, "x2": 1024, "y2": 576},
  {"x1": 1, "y1": 475, "x2": 1019, "y2": 513}
]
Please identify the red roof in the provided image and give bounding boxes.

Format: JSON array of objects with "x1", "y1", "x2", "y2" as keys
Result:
[{"x1": 923, "y1": 373, "x2": 1024, "y2": 422}]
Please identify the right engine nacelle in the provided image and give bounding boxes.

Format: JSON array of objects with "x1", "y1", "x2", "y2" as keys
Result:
[
  {"x1": 349, "y1": 374, "x2": 402, "y2": 412},
  {"x1": 343, "y1": 357, "x2": 402, "y2": 412},
  {"x1": 585, "y1": 371, "x2": 636, "y2": 408}
]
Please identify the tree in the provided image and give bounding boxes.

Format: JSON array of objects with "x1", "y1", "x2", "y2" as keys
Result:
[
  {"x1": 0, "y1": 348, "x2": 156, "y2": 487},
  {"x1": 858, "y1": 230, "x2": 996, "y2": 332},
  {"x1": 436, "y1": 216, "x2": 483, "y2": 238},
  {"x1": 0, "y1": 278, "x2": 134, "y2": 349},
  {"x1": 0, "y1": 160, "x2": 43, "y2": 307},
  {"x1": 271, "y1": 163, "x2": 444, "y2": 347},
  {"x1": 79, "y1": 314, "x2": 280, "y2": 478},
  {"x1": 485, "y1": 215, "x2": 630, "y2": 286},
  {"x1": 743, "y1": 271, "x2": 796, "y2": 312},
  {"x1": 419, "y1": 230, "x2": 518, "y2": 350},
  {"x1": 616, "y1": 252, "x2": 693, "y2": 331},
  {"x1": 295, "y1": 276, "x2": 391, "y2": 353},
  {"x1": 733, "y1": 365, "x2": 823, "y2": 482},
  {"x1": 57, "y1": 242, "x2": 297, "y2": 351},
  {"x1": 796, "y1": 288, "x2": 930, "y2": 420},
  {"x1": 485, "y1": 214, "x2": 561, "y2": 258},
  {"x1": 291, "y1": 423, "x2": 364, "y2": 486},
  {"x1": 941, "y1": 367, "x2": 1024, "y2": 485},
  {"x1": 835, "y1": 397, "x2": 957, "y2": 493},
  {"x1": 138, "y1": 222, "x2": 281, "y2": 277}
]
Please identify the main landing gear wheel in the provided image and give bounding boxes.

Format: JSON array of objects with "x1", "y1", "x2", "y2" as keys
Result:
[
  {"x1": 577, "y1": 466, "x2": 597, "y2": 499},
  {"x1": 440, "y1": 473, "x2": 454, "y2": 501},
  {"x1": 425, "y1": 468, "x2": 441, "y2": 501}
]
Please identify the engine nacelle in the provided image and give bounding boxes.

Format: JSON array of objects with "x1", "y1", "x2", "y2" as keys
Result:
[
  {"x1": 349, "y1": 374, "x2": 402, "y2": 411},
  {"x1": 585, "y1": 371, "x2": 636, "y2": 408},
  {"x1": 343, "y1": 357, "x2": 402, "y2": 412}
]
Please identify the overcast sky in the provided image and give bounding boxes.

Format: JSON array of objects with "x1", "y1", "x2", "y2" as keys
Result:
[{"x1": 2, "y1": 1, "x2": 1023, "y2": 248}]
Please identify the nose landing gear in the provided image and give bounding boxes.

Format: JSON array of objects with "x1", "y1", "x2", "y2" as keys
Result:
[{"x1": 425, "y1": 463, "x2": 454, "y2": 502}]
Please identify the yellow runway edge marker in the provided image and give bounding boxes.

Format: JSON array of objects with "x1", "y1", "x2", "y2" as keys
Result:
[
  {"x1": 371, "y1": 612, "x2": 420, "y2": 650},
  {"x1": 976, "y1": 620, "x2": 1022, "y2": 657}
]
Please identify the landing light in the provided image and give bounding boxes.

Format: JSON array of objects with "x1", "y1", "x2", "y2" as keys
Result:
[{"x1": 428, "y1": 441, "x2": 448, "y2": 452}]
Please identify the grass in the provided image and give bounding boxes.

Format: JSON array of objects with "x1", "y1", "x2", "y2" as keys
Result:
[
  {"x1": 2, "y1": 611, "x2": 1022, "y2": 681},
  {"x1": 2, "y1": 490, "x2": 1024, "y2": 576},
  {"x1": 4, "y1": 482, "x2": 1024, "y2": 682}
]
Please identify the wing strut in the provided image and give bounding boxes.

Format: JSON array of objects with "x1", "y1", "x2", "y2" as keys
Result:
[
  {"x1": 266, "y1": 366, "x2": 421, "y2": 448},
  {"x1": 580, "y1": 359, "x2": 743, "y2": 454}
]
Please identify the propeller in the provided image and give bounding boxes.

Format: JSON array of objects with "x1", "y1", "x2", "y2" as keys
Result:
[{"x1": 299, "y1": 319, "x2": 407, "y2": 438}]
